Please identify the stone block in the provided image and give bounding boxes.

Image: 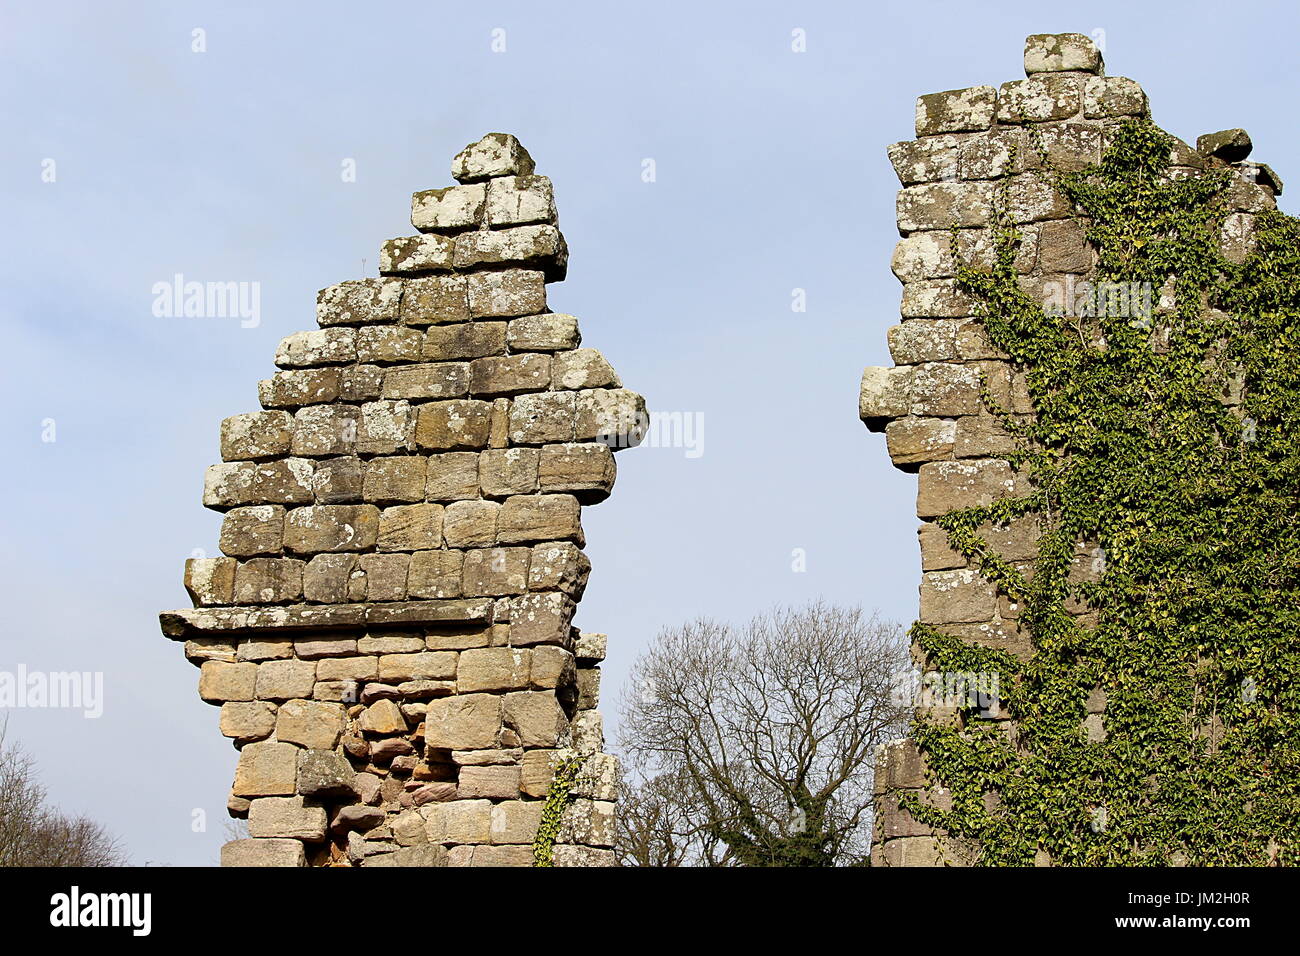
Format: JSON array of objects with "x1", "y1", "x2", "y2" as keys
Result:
[
  {"x1": 461, "y1": 547, "x2": 531, "y2": 597},
  {"x1": 919, "y1": 569, "x2": 999, "y2": 624},
  {"x1": 552, "y1": 348, "x2": 620, "y2": 390},
  {"x1": 219, "y1": 505, "x2": 285, "y2": 557},
  {"x1": 248, "y1": 796, "x2": 328, "y2": 841},
  {"x1": 185, "y1": 557, "x2": 237, "y2": 606},
  {"x1": 401, "y1": 275, "x2": 469, "y2": 326},
  {"x1": 574, "y1": 388, "x2": 646, "y2": 447},
  {"x1": 503, "y1": 691, "x2": 567, "y2": 747},
  {"x1": 203, "y1": 459, "x2": 315, "y2": 508},
  {"x1": 507, "y1": 592, "x2": 574, "y2": 646},
  {"x1": 466, "y1": 270, "x2": 546, "y2": 318},
  {"x1": 255, "y1": 659, "x2": 317, "y2": 700},
  {"x1": 425, "y1": 693, "x2": 503, "y2": 751},
  {"x1": 996, "y1": 75, "x2": 1084, "y2": 124},
  {"x1": 233, "y1": 557, "x2": 304, "y2": 604},
  {"x1": 443, "y1": 500, "x2": 501, "y2": 549},
  {"x1": 312, "y1": 456, "x2": 364, "y2": 503},
  {"x1": 292, "y1": 405, "x2": 359, "y2": 457},
  {"x1": 200, "y1": 661, "x2": 257, "y2": 702},
  {"x1": 485, "y1": 175, "x2": 555, "y2": 226},
  {"x1": 232, "y1": 741, "x2": 299, "y2": 797},
  {"x1": 275, "y1": 328, "x2": 356, "y2": 368},
  {"x1": 425, "y1": 451, "x2": 481, "y2": 501},
  {"x1": 297, "y1": 749, "x2": 356, "y2": 798},
  {"x1": 283, "y1": 505, "x2": 380, "y2": 554},
  {"x1": 917, "y1": 459, "x2": 1019, "y2": 518},
  {"x1": 459, "y1": 765, "x2": 522, "y2": 800},
  {"x1": 411, "y1": 183, "x2": 486, "y2": 231},
  {"x1": 258, "y1": 368, "x2": 342, "y2": 409},
  {"x1": 506, "y1": 313, "x2": 580, "y2": 352},
  {"x1": 469, "y1": 353, "x2": 552, "y2": 396},
  {"x1": 221, "y1": 838, "x2": 306, "y2": 867},
  {"x1": 896, "y1": 182, "x2": 994, "y2": 232},
  {"x1": 527, "y1": 542, "x2": 591, "y2": 597},
  {"x1": 458, "y1": 647, "x2": 530, "y2": 693},
  {"x1": 1023, "y1": 33, "x2": 1103, "y2": 75},
  {"x1": 415, "y1": 400, "x2": 494, "y2": 450},
  {"x1": 378, "y1": 651, "x2": 457, "y2": 682},
  {"x1": 363, "y1": 457, "x2": 426, "y2": 504},
  {"x1": 357, "y1": 325, "x2": 425, "y2": 364},
  {"x1": 408, "y1": 549, "x2": 465, "y2": 599},
  {"x1": 303, "y1": 553, "x2": 356, "y2": 603},
  {"x1": 423, "y1": 321, "x2": 508, "y2": 361},
  {"x1": 382, "y1": 363, "x2": 471, "y2": 400},
  {"x1": 914, "y1": 86, "x2": 997, "y2": 136},
  {"x1": 452, "y1": 133, "x2": 535, "y2": 182},
  {"x1": 379, "y1": 234, "x2": 456, "y2": 274},
  {"x1": 508, "y1": 391, "x2": 577, "y2": 444},
  {"x1": 220, "y1": 411, "x2": 293, "y2": 461},
  {"x1": 317, "y1": 278, "x2": 403, "y2": 326}
]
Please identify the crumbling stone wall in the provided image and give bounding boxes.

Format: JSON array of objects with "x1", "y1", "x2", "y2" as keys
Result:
[
  {"x1": 860, "y1": 34, "x2": 1281, "y2": 865},
  {"x1": 161, "y1": 134, "x2": 642, "y2": 867}
]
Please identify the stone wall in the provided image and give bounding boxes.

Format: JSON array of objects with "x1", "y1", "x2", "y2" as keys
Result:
[
  {"x1": 160, "y1": 134, "x2": 642, "y2": 867},
  {"x1": 860, "y1": 34, "x2": 1281, "y2": 865}
]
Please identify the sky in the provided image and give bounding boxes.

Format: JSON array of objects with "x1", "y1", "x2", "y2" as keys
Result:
[{"x1": 2, "y1": 0, "x2": 1297, "y2": 866}]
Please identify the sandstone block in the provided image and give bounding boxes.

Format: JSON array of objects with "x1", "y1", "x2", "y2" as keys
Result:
[
  {"x1": 859, "y1": 365, "x2": 914, "y2": 429},
  {"x1": 574, "y1": 388, "x2": 646, "y2": 447},
  {"x1": 552, "y1": 349, "x2": 620, "y2": 390},
  {"x1": 425, "y1": 798, "x2": 493, "y2": 845},
  {"x1": 255, "y1": 659, "x2": 317, "y2": 700},
  {"x1": 914, "y1": 86, "x2": 997, "y2": 136},
  {"x1": 185, "y1": 557, "x2": 237, "y2": 606},
  {"x1": 917, "y1": 459, "x2": 1018, "y2": 518},
  {"x1": 507, "y1": 592, "x2": 574, "y2": 646},
  {"x1": 203, "y1": 459, "x2": 315, "y2": 509},
  {"x1": 466, "y1": 270, "x2": 546, "y2": 319},
  {"x1": 425, "y1": 693, "x2": 502, "y2": 750},
  {"x1": 415, "y1": 400, "x2": 494, "y2": 450},
  {"x1": 453, "y1": 225, "x2": 566, "y2": 278},
  {"x1": 297, "y1": 749, "x2": 356, "y2": 798},
  {"x1": 275, "y1": 328, "x2": 356, "y2": 368},
  {"x1": 283, "y1": 505, "x2": 380, "y2": 554},
  {"x1": 423, "y1": 321, "x2": 507, "y2": 361},
  {"x1": 219, "y1": 505, "x2": 285, "y2": 557},
  {"x1": 485, "y1": 175, "x2": 555, "y2": 226},
  {"x1": 311, "y1": 456, "x2": 364, "y2": 503},
  {"x1": 378, "y1": 651, "x2": 457, "y2": 682},
  {"x1": 382, "y1": 362, "x2": 471, "y2": 400},
  {"x1": 363, "y1": 457, "x2": 426, "y2": 504},
  {"x1": 379, "y1": 234, "x2": 455, "y2": 274},
  {"x1": 536, "y1": 443, "x2": 615, "y2": 502},
  {"x1": 317, "y1": 278, "x2": 402, "y2": 326},
  {"x1": 508, "y1": 391, "x2": 577, "y2": 444},
  {"x1": 527, "y1": 542, "x2": 591, "y2": 597},
  {"x1": 221, "y1": 838, "x2": 306, "y2": 867},
  {"x1": 886, "y1": 417, "x2": 956, "y2": 468},
  {"x1": 360, "y1": 698, "x2": 408, "y2": 735},
  {"x1": 408, "y1": 549, "x2": 464, "y2": 599},
  {"x1": 425, "y1": 451, "x2": 481, "y2": 501},
  {"x1": 233, "y1": 557, "x2": 304, "y2": 604},
  {"x1": 506, "y1": 313, "x2": 580, "y2": 352},
  {"x1": 232, "y1": 741, "x2": 299, "y2": 797},
  {"x1": 459, "y1": 765, "x2": 522, "y2": 800},
  {"x1": 503, "y1": 691, "x2": 567, "y2": 747},
  {"x1": 220, "y1": 411, "x2": 292, "y2": 461},
  {"x1": 461, "y1": 547, "x2": 531, "y2": 597},
  {"x1": 1023, "y1": 33, "x2": 1103, "y2": 75},
  {"x1": 919, "y1": 569, "x2": 999, "y2": 624},
  {"x1": 909, "y1": 363, "x2": 982, "y2": 417},
  {"x1": 248, "y1": 796, "x2": 327, "y2": 841},
  {"x1": 401, "y1": 275, "x2": 469, "y2": 326},
  {"x1": 411, "y1": 183, "x2": 486, "y2": 231},
  {"x1": 350, "y1": 553, "x2": 411, "y2": 601},
  {"x1": 497, "y1": 494, "x2": 581, "y2": 544},
  {"x1": 376, "y1": 503, "x2": 444, "y2": 553},
  {"x1": 316, "y1": 656, "x2": 379, "y2": 681},
  {"x1": 443, "y1": 500, "x2": 500, "y2": 548},
  {"x1": 477, "y1": 447, "x2": 539, "y2": 497},
  {"x1": 340, "y1": 364, "x2": 384, "y2": 401},
  {"x1": 200, "y1": 661, "x2": 258, "y2": 702},
  {"x1": 458, "y1": 647, "x2": 530, "y2": 693},
  {"x1": 357, "y1": 325, "x2": 425, "y2": 364},
  {"x1": 470, "y1": 353, "x2": 551, "y2": 396},
  {"x1": 531, "y1": 645, "x2": 576, "y2": 690},
  {"x1": 292, "y1": 405, "x2": 359, "y2": 457},
  {"x1": 558, "y1": 798, "x2": 615, "y2": 847},
  {"x1": 259, "y1": 368, "x2": 342, "y2": 409},
  {"x1": 887, "y1": 135, "x2": 962, "y2": 185},
  {"x1": 295, "y1": 638, "x2": 358, "y2": 659},
  {"x1": 452, "y1": 133, "x2": 535, "y2": 182},
  {"x1": 896, "y1": 182, "x2": 994, "y2": 232},
  {"x1": 997, "y1": 75, "x2": 1084, "y2": 124},
  {"x1": 303, "y1": 553, "x2": 356, "y2": 603}
]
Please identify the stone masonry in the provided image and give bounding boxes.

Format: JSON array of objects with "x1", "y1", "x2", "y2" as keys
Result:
[
  {"x1": 161, "y1": 134, "x2": 642, "y2": 867},
  {"x1": 861, "y1": 34, "x2": 1281, "y2": 865}
]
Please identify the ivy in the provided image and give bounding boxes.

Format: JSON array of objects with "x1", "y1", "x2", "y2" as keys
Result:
[
  {"x1": 904, "y1": 120, "x2": 1300, "y2": 865},
  {"x1": 532, "y1": 753, "x2": 587, "y2": 867}
]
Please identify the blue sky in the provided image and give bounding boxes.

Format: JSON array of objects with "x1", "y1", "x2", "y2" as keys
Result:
[{"x1": 2, "y1": 0, "x2": 1296, "y2": 865}]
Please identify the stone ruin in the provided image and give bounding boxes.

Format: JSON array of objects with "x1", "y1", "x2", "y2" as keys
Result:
[
  {"x1": 861, "y1": 33, "x2": 1282, "y2": 865},
  {"x1": 160, "y1": 133, "x2": 643, "y2": 867}
]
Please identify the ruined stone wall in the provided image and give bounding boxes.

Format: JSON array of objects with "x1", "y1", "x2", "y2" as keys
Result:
[
  {"x1": 861, "y1": 34, "x2": 1281, "y2": 865},
  {"x1": 161, "y1": 134, "x2": 642, "y2": 867}
]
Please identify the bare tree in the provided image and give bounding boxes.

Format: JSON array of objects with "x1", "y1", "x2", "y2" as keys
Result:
[
  {"x1": 616, "y1": 601, "x2": 910, "y2": 866},
  {"x1": 0, "y1": 725, "x2": 127, "y2": 867}
]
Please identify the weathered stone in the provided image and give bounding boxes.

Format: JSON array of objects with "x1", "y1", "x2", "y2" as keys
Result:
[
  {"x1": 221, "y1": 838, "x2": 306, "y2": 867},
  {"x1": 357, "y1": 325, "x2": 425, "y2": 365},
  {"x1": 360, "y1": 698, "x2": 408, "y2": 735},
  {"x1": 528, "y1": 542, "x2": 591, "y2": 597},
  {"x1": 531, "y1": 646, "x2": 576, "y2": 691},
  {"x1": 443, "y1": 500, "x2": 500, "y2": 549},
  {"x1": 466, "y1": 270, "x2": 546, "y2": 318},
  {"x1": 485, "y1": 175, "x2": 555, "y2": 226},
  {"x1": 221, "y1": 411, "x2": 292, "y2": 462},
  {"x1": 457, "y1": 647, "x2": 530, "y2": 693},
  {"x1": 573, "y1": 632, "x2": 607, "y2": 662},
  {"x1": 232, "y1": 741, "x2": 299, "y2": 797},
  {"x1": 423, "y1": 322, "x2": 507, "y2": 361},
  {"x1": 411, "y1": 183, "x2": 486, "y2": 231},
  {"x1": 255, "y1": 659, "x2": 317, "y2": 700},
  {"x1": 340, "y1": 364, "x2": 385, "y2": 401},
  {"x1": 382, "y1": 363, "x2": 470, "y2": 400},
  {"x1": 316, "y1": 656, "x2": 379, "y2": 682},
  {"x1": 273, "y1": 698, "x2": 345, "y2": 750},
  {"x1": 415, "y1": 400, "x2": 494, "y2": 450},
  {"x1": 497, "y1": 494, "x2": 582, "y2": 544},
  {"x1": 887, "y1": 135, "x2": 961, "y2": 185},
  {"x1": 185, "y1": 557, "x2": 237, "y2": 606},
  {"x1": 311, "y1": 456, "x2": 364, "y2": 504},
  {"x1": 259, "y1": 368, "x2": 342, "y2": 409},
  {"x1": 275, "y1": 328, "x2": 356, "y2": 368},
  {"x1": 248, "y1": 796, "x2": 328, "y2": 841},
  {"x1": 453, "y1": 225, "x2": 566, "y2": 279},
  {"x1": 470, "y1": 353, "x2": 551, "y2": 396},
  {"x1": 507, "y1": 592, "x2": 574, "y2": 646},
  {"x1": 557, "y1": 798, "x2": 615, "y2": 847},
  {"x1": 574, "y1": 388, "x2": 646, "y2": 447},
  {"x1": 425, "y1": 798, "x2": 493, "y2": 845},
  {"x1": 919, "y1": 569, "x2": 999, "y2": 624},
  {"x1": 204, "y1": 459, "x2": 315, "y2": 509},
  {"x1": 1197, "y1": 128, "x2": 1252, "y2": 163},
  {"x1": 917, "y1": 459, "x2": 1019, "y2": 518},
  {"x1": 317, "y1": 278, "x2": 403, "y2": 326},
  {"x1": 459, "y1": 765, "x2": 522, "y2": 800},
  {"x1": 425, "y1": 694, "x2": 502, "y2": 750},
  {"x1": 332, "y1": 805, "x2": 386, "y2": 833},
  {"x1": 219, "y1": 700, "x2": 276, "y2": 742},
  {"x1": 379, "y1": 234, "x2": 455, "y2": 274},
  {"x1": 377, "y1": 503, "x2": 444, "y2": 553},
  {"x1": 997, "y1": 75, "x2": 1084, "y2": 124},
  {"x1": 424, "y1": 451, "x2": 481, "y2": 501},
  {"x1": 236, "y1": 639, "x2": 292, "y2": 662},
  {"x1": 503, "y1": 691, "x2": 567, "y2": 747},
  {"x1": 295, "y1": 638, "x2": 357, "y2": 659},
  {"x1": 378, "y1": 651, "x2": 457, "y2": 682},
  {"x1": 506, "y1": 313, "x2": 580, "y2": 352},
  {"x1": 914, "y1": 86, "x2": 997, "y2": 136},
  {"x1": 408, "y1": 549, "x2": 464, "y2": 599},
  {"x1": 220, "y1": 505, "x2": 285, "y2": 557},
  {"x1": 1083, "y1": 76, "x2": 1148, "y2": 120},
  {"x1": 508, "y1": 391, "x2": 577, "y2": 444},
  {"x1": 292, "y1": 405, "x2": 359, "y2": 457},
  {"x1": 452, "y1": 133, "x2": 535, "y2": 183},
  {"x1": 1023, "y1": 33, "x2": 1103, "y2": 75},
  {"x1": 302, "y1": 553, "x2": 356, "y2": 603},
  {"x1": 283, "y1": 505, "x2": 380, "y2": 554},
  {"x1": 886, "y1": 417, "x2": 956, "y2": 468},
  {"x1": 364, "y1": 843, "x2": 449, "y2": 867},
  {"x1": 233, "y1": 558, "x2": 304, "y2": 604},
  {"x1": 461, "y1": 547, "x2": 530, "y2": 598},
  {"x1": 401, "y1": 275, "x2": 470, "y2": 326},
  {"x1": 896, "y1": 182, "x2": 993, "y2": 233}
]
